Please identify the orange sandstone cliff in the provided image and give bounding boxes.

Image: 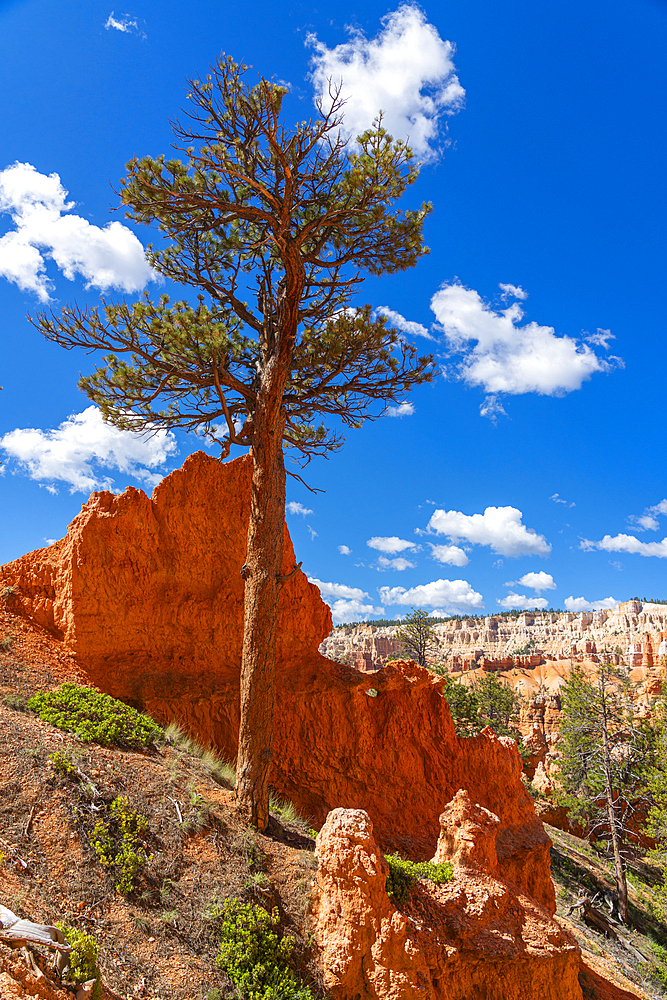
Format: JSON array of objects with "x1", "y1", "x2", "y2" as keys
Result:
[{"x1": 0, "y1": 452, "x2": 554, "y2": 910}]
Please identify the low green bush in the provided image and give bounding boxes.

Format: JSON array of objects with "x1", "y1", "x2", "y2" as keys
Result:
[
  {"x1": 90, "y1": 795, "x2": 150, "y2": 895},
  {"x1": 55, "y1": 923, "x2": 101, "y2": 1000},
  {"x1": 28, "y1": 683, "x2": 162, "y2": 748},
  {"x1": 215, "y1": 898, "x2": 314, "y2": 1000},
  {"x1": 384, "y1": 853, "x2": 454, "y2": 905},
  {"x1": 650, "y1": 941, "x2": 667, "y2": 986},
  {"x1": 49, "y1": 750, "x2": 77, "y2": 775}
]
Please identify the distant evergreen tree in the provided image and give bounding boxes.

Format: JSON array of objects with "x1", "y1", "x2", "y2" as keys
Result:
[
  {"x1": 556, "y1": 662, "x2": 656, "y2": 923},
  {"x1": 394, "y1": 608, "x2": 440, "y2": 666},
  {"x1": 441, "y1": 673, "x2": 522, "y2": 742}
]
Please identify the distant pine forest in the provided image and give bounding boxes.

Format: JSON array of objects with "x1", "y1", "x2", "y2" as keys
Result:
[{"x1": 333, "y1": 598, "x2": 667, "y2": 629}]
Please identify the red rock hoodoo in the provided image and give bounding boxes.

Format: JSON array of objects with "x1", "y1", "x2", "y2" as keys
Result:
[
  {"x1": 0, "y1": 453, "x2": 553, "y2": 909},
  {"x1": 313, "y1": 799, "x2": 582, "y2": 1000}
]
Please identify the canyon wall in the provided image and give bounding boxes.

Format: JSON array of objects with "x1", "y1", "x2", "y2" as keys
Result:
[
  {"x1": 0, "y1": 453, "x2": 553, "y2": 909},
  {"x1": 322, "y1": 605, "x2": 667, "y2": 673}
]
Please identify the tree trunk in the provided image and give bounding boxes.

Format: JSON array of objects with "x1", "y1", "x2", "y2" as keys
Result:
[
  {"x1": 235, "y1": 377, "x2": 287, "y2": 830},
  {"x1": 600, "y1": 688, "x2": 628, "y2": 923}
]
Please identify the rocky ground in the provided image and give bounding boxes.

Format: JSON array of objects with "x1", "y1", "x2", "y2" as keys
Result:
[
  {"x1": 548, "y1": 824, "x2": 667, "y2": 999},
  {"x1": 1, "y1": 605, "x2": 665, "y2": 1000},
  {"x1": 0, "y1": 617, "x2": 322, "y2": 1000}
]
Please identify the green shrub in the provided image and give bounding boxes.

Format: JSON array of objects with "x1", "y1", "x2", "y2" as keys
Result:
[
  {"x1": 49, "y1": 751, "x2": 76, "y2": 775},
  {"x1": 28, "y1": 683, "x2": 162, "y2": 748},
  {"x1": 384, "y1": 854, "x2": 453, "y2": 905},
  {"x1": 650, "y1": 941, "x2": 667, "y2": 986},
  {"x1": 90, "y1": 795, "x2": 149, "y2": 895},
  {"x1": 55, "y1": 923, "x2": 101, "y2": 1000},
  {"x1": 0, "y1": 635, "x2": 14, "y2": 652},
  {"x1": 215, "y1": 898, "x2": 314, "y2": 1000}
]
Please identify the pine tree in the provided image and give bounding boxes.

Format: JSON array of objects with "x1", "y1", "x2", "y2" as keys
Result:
[
  {"x1": 394, "y1": 608, "x2": 440, "y2": 666},
  {"x1": 646, "y1": 700, "x2": 667, "y2": 921},
  {"x1": 441, "y1": 672, "x2": 522, "y2": 741},
  {"x1": 556, "y1": 662, "x2": 655, "y2": 923},
  {"x1": 34, "y1": 56, "x2": 436, "y2": 830}
]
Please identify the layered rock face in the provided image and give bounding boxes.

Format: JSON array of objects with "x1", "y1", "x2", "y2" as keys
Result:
[
  {"x1": 322, "y1": 605, "x2": 667, "y2": 672},
  {"x1": 0, "y1": 453, "x2": 553, "y2": 908},
  {"x1": 313, "y1": 797, "x2": 582, "y2": 1000}
]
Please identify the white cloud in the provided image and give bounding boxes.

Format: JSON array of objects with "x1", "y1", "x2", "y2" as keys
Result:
[
  {"x1": 564, "y1": 596, "x2": 619, "y2": 612},
  {"x1": 628, "y1": 499, "x2": 667, "y2": 532},
  {"x1": 287, "y1": 501, "x2": 314, "y2": 516},
  {"x1": 377, "y1": 555, "x2": 415, "y2": 571},
  {"x1": 426, "y1": 505, "x2": 551, "y2": 557},
  {"x1": 310, "y1": 579, "x2": 368, "y2": 600},
  {"x1": 479, "y1": 394, "x2": 507, "y2": 423},
  {"x1": 0, "y1": 405, "x2": 176, "y2": 493},
  {"x1": 329, "y1": 598, "x2": 385, "y2": 623},
  {"x1": 510, "y1": 571, "x2": 556, "y2": 593},
  {"x1": 498, "y1": 283, "x2": 528, "y2": 302},
  {"x1": 585, "y1": 328, "x2": 615, "y2": 349},
  {"x1": 308, "y1": 577, "x2": 384, "y2": 624},
  {"x1": 386, "y1": 401, "x2": 415, "y2": 417},
  {"x1": 430, "y1": 543, "x2": 469, "y2": 567},
  {"x1": 307, "y1": 4, "x2": 464, "y2": 159},
  {"x1": 308, "y1": 526, "x2": 318, "y2": 540},
  {"x1": 581, "y1": 534, "x2": 667, "y2": 558},
  {"x1": 497, "y1": 592, "x2": 549, "y2": 611},
  {"x1": 379, "y1": 578, "x2": 484, "y2": 611},
  {"x1": 367, "y1": 535, "x2": 418, "y2": 554},
  {"x1": 104, "y1": 12, "x2": 146, "y2": 37},
  {"x1": 374, "y1": 306, "x2": 433, "y2": 340},
  {"x1": 0, "y1": 162, "x2": 155, "y2": 301},
  {"x1": 338, "y1": 544, "x2": 352, "y2": 555},
  {"x1": 431, "y1": 282, "x2": 621, "y2": 398},
  {"x1": 550, "y1": 493, "x2": 575, "y2": 508}
]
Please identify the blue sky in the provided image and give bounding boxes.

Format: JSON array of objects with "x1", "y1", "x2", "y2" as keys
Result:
[{"x1": 0, "y1": 0, "x2": 666, "y2": 623}]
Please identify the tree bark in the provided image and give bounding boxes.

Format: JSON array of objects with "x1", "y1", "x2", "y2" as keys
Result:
[
  {"x1": 234, "y1": 373, "x2": 288, "y2": 830},
  {"x1": 600, "y1": 681, "x2": 628, "y2": 923}
]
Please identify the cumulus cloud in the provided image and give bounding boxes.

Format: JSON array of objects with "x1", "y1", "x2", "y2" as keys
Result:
[
  {"x1": 379, "y1": 578, "x2": 484, "y2": 611},
  {"x1": 385, "y1": 401, "x2": 415, "y2": 417},
  {"x1": 564, "y1": 596, "x2": 619, "y2": 612},
  {"x1": 287, "y1": 501, "x2": 314, "y2": 516},
  {"x1": 367, "y1": 536, "x2": 418, "y2": 554},
  {"x1": 509, "y1": 571, "x2": 556, "y2": 593},
  {"x1": 497, "y1": 593, "x2": 549, "y2": 611},
  {"x1": 431, "y1": 282, "x2": 621, "y2": 403},
  {"x1": 430, "y1": 543, "x2": 469, "y2": 567},
  {"x1": 628, "y1": 499, "x2": 667, "y2": 532},
  {"x1": 581, "y1": 534, "x2": 667, "y2": 558},
  {"x1": 338, "y1": 544, "x2": 352, "y2": 555},
  {"x1": 0, "y1": 162, "x2": 155, "y2": 301},
  {"x1": 0, "y1": 405, "x2": 176, "y2": 492},
  {"x1": 308, "y1": 577, "x2": 384, "y2": 624},
  {"x1": 425, "y1": 506, "x2": 551, "y2": 558},
  {"x1": 307, "y1": 4, "x2": 464, "y2": 159},
  {"x1": 374, "y1": 306, "x2": 433, "y2": 340},
  {"x1": 377, "y1": 555, "x2": 415, "y2": 571}
]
